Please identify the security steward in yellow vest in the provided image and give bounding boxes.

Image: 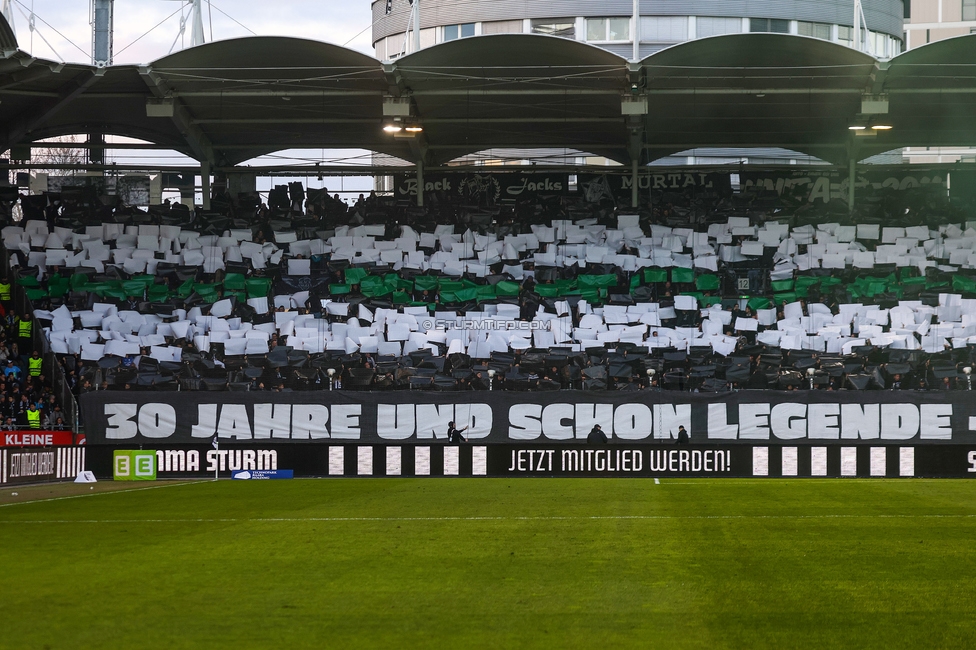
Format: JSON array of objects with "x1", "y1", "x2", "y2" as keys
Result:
[
  {"x1": 17, "y1": 313, "x2": 33, "y2": 352},
  {"x1": 25, "y1": 404, "x2": 41, "y2": 429},
  {"x1": 0, "y1": 280, "x2": 11, "y2": 305},
  {"x1": 28, "y1": 351, "x2": 42, "y2": 377}
]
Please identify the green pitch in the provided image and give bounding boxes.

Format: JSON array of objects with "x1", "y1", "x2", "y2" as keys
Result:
[{"x1": 3, "y1": 479, "x2": 976, "y2": 649}]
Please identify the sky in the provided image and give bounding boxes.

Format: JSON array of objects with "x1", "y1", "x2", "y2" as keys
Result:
[{"x1": 3, "y1": 0, "x2": 375, "y2": 63}]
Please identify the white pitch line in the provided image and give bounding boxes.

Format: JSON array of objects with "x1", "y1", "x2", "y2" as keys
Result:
[
  {"x1": 654, "y1": 478, "x2": 660, "y2": 485},
  {"x1": 3, "y1": 513, "x2": 976, "y2": 524},
  {"x1": 0, "y1": 481, "x2": 202, "y2": 509}
]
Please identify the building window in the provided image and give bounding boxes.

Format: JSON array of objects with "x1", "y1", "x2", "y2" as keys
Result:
[
  {"x1": 696, "y1": 17, "x2": 742, "y2": 38},
  {"x1": 531, "y1": 19, "x2": 575, "y2": 38},
  {"x1": 749, "y1": 18, "x2": 790, "y2": 33},
  {"x1": 641, "y1": 16, "x2": 688, "y2": 42},
  {"x1": 838, "y1": 25, "x2": 853, "y2": 46},
  {"x1": 797, "y1": 21, "x2": 831, "y2": 40},
  {"x1": 444, "y1": 23, "x2": 475, "y2": 41},
  {"x1": 965, "y1": 0, "x2": 976, "y2": 21},
  {"x1": 483, "y1": 19, "x2": 522, "y2": 35},
  {"x1": 586, "y1": 17, "x2": 631, "y2": 41}
]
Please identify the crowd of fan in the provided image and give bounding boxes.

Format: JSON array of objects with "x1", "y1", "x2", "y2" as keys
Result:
[
  {"x1": 0, "y1": 302, "x2": 70, "y2": 429},
  {"x1": 3, "y1": 176, "x2": 976, "y2": 399}
]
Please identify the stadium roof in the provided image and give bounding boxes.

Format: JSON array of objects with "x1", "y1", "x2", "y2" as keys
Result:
[{"x1": 3, "y1": 16, "x2": 976, "y2": 169}]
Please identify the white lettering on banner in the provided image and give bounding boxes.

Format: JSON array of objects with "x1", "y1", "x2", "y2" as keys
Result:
[
  {"x1": 377, "y1": 404, "x2": 491, "y2": 440},
  {"x1": 104, "y1": 404, "x2": 138, "y2": 439},
  {"x1": 5, "y1": 433, "x2": 54, "y2": 446},
  {"x1": 841, "y1": 404, "x2": 880, "y2": 439},
  {"x1": 738, "y1": 403, "x2": 771, "y2": 439},
  {"x1": 881, "y1": 404, "x2": 919, "y2": 440},
  {"x1": 331, "y1": 405, "x2": 361, "y2": 439},
  {"x1": 292, "y1": 405, "x2": 330, "y2": 439},
  {"x1": 155, "y1": 450, "x2": 200, "y2": 472},
  {"x1": 206, "y1": 449, "x2": 277, "y2": 472},
  {"x1": 707, "y1": 404, "x2": 737, "y2": 439},
  {"x1": 107, "y1": 403, "x2": 360, "y2": 441},
  {"x1": 191, "y1": 404, "x2": 218, "y2": 438},
  {"x1": 770, "y1": 403, "x2": 807, "y2": 440},
  {"x1": 8, "y1": 451, "x2": 55, "y2": 478},
  {"x1": 702, "y1": 403, "x2": 954, "y2": 442},
  {"x1": 969, "y1": 451, "x2": 976, "y2": 473},
  {"x1": 508, "y1": 403, "x2": 657, "y2": 441},
  {"x1": 505, "y1": 448, "x2": 729, "y2": 474},
  {"x1": 137, "y1": 404, "x2": 177, "y2": 439},
  {"x1": 654, "y1": 404, "x2": 689, "y2": 440},
  {"x1": 398, "y1": 178, "x2": 452, "y2": 197},
  {"x1": 253, "y1": 404, "x2": 292, "y2": 439},
  {"x1": 506, "y1": 177, "x2": 563, "y2": 196},
  {"x1": 920, "y1": 404, "x2": 952, "y2": 440},
  {"x1": 217, "y1": 404, "x2": 251, "y2": 439},
  {"x1": 808, "y1": 404, "x2": 840, "y2": 439},
  {"x1": 542, "y1": 404, "x2": 575, "y2": 440}
]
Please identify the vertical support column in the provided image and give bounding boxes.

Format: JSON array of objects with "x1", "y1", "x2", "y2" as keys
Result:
[
  {"x1": 848, "y1": 157, "x2": 856, "y2": 214},
  {"x1": 201, "y1": 161, "x2": 211, "y2": 210},
  {"x1": 632, "y1": 0, "x2": 640, "y2": 61},
  {"x1": 416, "y1": 159, "x2": 424, "y2": 208},
  {"x1": 631, "y1": 159, "x2": 639, "y2": 209},
  {"x1": 412, "y1": 0, "x2": 421, "y2": 53}
]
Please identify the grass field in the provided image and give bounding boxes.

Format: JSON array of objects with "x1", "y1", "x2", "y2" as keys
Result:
[{"x1": 3, "y1": 479, "x2": 976, "y2": 649}]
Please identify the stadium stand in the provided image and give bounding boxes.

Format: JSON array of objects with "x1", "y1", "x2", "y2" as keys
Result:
[{"x1": 4, "y1": 177, "x2": 976, "y2": 407}]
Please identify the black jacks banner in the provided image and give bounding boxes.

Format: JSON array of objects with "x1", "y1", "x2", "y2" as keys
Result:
[
  {"x1": 81, "y1": 390, "x2": 976, "y2": 447},
  {"x1": 739, "y1": 169, "x2": 948, "y2": 204},
  {"x1": 577, "y1": 171, "x2": 733, "y2": 204},
  {"x1": 392, "y1": 172, "x2": 570, "y2": 204},
  {"x1": 82, "y1": 443, "x2": 976, "y2": 479}
]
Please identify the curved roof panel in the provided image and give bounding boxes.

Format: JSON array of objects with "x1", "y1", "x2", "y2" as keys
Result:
[
  {"x1": 642, "y1": 33, "x2": 877, "y2": 90},
  {"x1": 0, "y1": 13, "x2": 16, "y2": 51},
  {"x1": 4, "y1": 32, "x2": 976, "y2": 169},
  {"x1": 635, "y1": 35, "x2": 880, "y2": 165}
]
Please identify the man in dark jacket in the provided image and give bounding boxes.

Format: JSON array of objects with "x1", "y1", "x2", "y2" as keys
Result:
[
  {"x1": 677, "y1": 426, "x2": 690, "y2": 444},
  {"x1": 587, "y1": 424, "x2": 608, "y2": 445},
  {"x1": 447, "y1": 421, "x2": 468, "y2": 443}
]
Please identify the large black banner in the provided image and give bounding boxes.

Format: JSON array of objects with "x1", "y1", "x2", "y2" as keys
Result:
[
  {"x1": 393, "y1": 172, "x2": 569, "y2": 205},
  {"x1": 739, "y1": 169, "x2": 948, "y2": 204},
  {"x1": 578, "y1": 171, "x2": 732, "y2": 204},
  {"x1": 82, "y1": 443, "x2": 976, "y2": 479},
  {"x1": 80, "y1": 390, "x2": 976, "y2": 446}
]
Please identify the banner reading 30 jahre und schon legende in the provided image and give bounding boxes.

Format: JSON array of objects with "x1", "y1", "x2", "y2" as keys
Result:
[{"x1": 80, "y1": 391, "x2": 976, "y2": 446}]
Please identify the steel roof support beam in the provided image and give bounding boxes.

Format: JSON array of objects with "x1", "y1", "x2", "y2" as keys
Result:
[
  {"x1": 1, "y1": 69, "x2": 101, "y2": 152},
  {"x1": 139, "y1": 66, "x2": 219, "y2": 165}
]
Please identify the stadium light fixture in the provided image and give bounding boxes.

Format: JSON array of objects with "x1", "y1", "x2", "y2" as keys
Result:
[
  {"x1": 383, "y1": 122, "x2": 403, "y2": 133},
  {"x1": 871, "y1": 124, "x2": 893, "y2": 130},
  {"x1": 848, "y1": 125, "x2": 867, "y2": 131}
]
